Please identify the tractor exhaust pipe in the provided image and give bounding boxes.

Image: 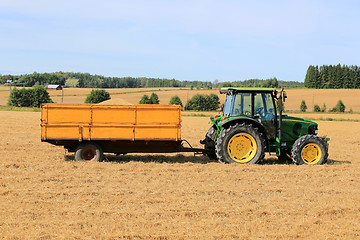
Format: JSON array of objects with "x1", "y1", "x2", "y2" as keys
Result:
[{"x1": 277, "y1": 89, "x2": 286, "y2": 154}]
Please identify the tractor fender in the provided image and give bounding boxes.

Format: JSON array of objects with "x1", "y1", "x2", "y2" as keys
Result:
[{"x1": 219, "y1": 117, "x2": 268, "y2": 140}]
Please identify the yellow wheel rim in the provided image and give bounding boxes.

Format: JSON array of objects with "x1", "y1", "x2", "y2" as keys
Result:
[
  {"x1": 301, "y1": 143, "x2": 322, "y2": 165},
  {"x1": 227, "y1": 133, "x2": 257, "y2": 163}
]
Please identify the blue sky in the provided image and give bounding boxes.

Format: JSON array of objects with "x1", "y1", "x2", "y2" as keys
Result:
[{"x1": 0, "y1": 0, "x2": 359, "y2": 82}]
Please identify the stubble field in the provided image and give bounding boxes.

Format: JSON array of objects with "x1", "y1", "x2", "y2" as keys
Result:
[
  {"x1": 1, "y1": 107, "x2": 360, "y2": 239},
  {"x1": 1, "y1": 86, "x2": 360, "y2": 112}
]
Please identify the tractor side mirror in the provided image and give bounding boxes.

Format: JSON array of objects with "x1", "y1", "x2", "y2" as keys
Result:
[{"x1": 283, "y1": 91, "x2": 287, "y2": 102}]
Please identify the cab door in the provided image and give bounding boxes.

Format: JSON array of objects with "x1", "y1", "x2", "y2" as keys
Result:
[{"x1": 254, "y1": 93, "x2": 277, "y2": 140}]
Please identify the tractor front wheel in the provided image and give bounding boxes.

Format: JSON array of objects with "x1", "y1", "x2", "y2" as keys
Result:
[
  {"x1": 291, "y1": 135, "x2": 328, "y2": 165},
  {"x1": 75, "y1": 142, "x2": 103, "y2": 162},
  {"x1": 215, "y1": 123, "x2": 265, "y2": 164}
]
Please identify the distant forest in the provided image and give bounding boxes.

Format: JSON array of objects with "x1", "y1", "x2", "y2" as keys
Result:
[
  {"x1": 305, "y1": 64, "x2": 360, "y2": 89},
  {"x1": 219, "y1": 78, "x2": 303, "y2": 88},
  {"x1": 0, "y1": 72, "x2": 211, "y2": 88},
  {"x1": 0, "y1": 71, "x2": 303, "y2": 89}
]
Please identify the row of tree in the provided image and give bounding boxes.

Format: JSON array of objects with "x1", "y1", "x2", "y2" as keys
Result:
[
  {"x1": 300, "y1": 100, "x2": 346, "y2": 112},
  {"x1": 138, "y1": 93, "x2": 220, "y2": 111},
  {"x1": 1, "y1": 72, "x2": 304, "y2": 89},
  {"x1": 4, "y1": 65, "x2": 360, "y2": 90},
  {"x1": 219, "y1": 77, "x2": 304, "y2": 88},
  {"x1": 0, "y1": 72, "x2": 212, "y2": 89},
  {"x1": 305, "y1": 64, "x2": 360, "y2": 89}
]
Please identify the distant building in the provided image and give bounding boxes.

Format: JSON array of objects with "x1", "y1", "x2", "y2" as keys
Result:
[
  {"x1": 4, "y1": 80, "x2": 12, "y2": 85},
  {"x1": 47, "y1": 84, "x2": 63, "y2": 90}
]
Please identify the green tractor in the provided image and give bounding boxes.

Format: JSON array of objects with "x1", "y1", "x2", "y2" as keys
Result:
[{"x1": 201, "y1": 88, "x2": 329, "y2": 165}]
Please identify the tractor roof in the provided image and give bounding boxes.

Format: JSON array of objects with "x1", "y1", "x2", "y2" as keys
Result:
[{"x1": 220, "y1": 87, "x2": 276, "y2": 94}]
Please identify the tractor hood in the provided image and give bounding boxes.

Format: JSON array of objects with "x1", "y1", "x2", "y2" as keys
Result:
[
  {"x1": 280, "y1": 115, "x2": 318, "y2": 144},
  {"x1": 282, "y1": 115, "x2": 317, "y2": 125}
]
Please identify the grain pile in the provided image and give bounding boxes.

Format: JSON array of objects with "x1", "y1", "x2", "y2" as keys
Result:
[{"x1": 0, "y1": 111, "x2": 359, "y2": 239}]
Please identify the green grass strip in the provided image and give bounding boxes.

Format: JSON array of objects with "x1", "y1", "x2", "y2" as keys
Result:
[
  {"x1": 306, "y1": 117, "x2": 360, "y2": 122},
  {"x1": 0, "y1": 106, "x2": 40, "y2": 112}
]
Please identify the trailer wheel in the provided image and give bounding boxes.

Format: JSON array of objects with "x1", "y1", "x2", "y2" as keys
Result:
[
  {"x1": 215, "y1": 123, "x2": 265, "y2": 164},
  {"x1": 291, "y1": 135, "x2": 328, "y2": 165},
  {"x1": 75, "y1": 142, "x2": 103, "y2": 162}
]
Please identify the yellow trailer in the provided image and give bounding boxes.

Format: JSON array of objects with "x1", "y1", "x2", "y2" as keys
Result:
[{"x1": 41, "y1": 103, "x2": 193, "y2": 161}]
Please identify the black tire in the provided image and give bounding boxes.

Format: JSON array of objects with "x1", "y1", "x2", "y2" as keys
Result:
[
  {"x1": 75, "y1": 142, "x2": 103, "y2": 162},
  {"x1": 291, "y1": 135, "x2": 328, "y2": 165},
  {"x1": 203, "y1": 125, "x2": 218, "y2": 160},
  {"x1": 215, "y1": 123, "x2": 265, "y2": 164}
]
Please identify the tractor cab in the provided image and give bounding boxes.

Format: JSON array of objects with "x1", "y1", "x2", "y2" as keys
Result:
[{"x1": 221, "y1": 88, "x2": 278, "y2": 140}]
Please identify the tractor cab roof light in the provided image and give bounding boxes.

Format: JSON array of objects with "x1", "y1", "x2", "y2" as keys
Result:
[{"x1": 210, "y1": 114, "x2": 218, "y2": 120}]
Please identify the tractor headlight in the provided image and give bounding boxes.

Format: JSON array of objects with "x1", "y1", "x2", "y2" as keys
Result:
[{"x1": 308, "y1": 125, "x2": 318, "y2": 135}]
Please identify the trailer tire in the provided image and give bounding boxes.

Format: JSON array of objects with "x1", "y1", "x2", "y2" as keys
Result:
[
  {"x1": 215, "y1": 123, "x2": 265, "y2": 164},
  {"x1": 75, "y1": 142, "x2": 103, "y2": 162},
  {"x1": 291, "y1": 135, "x2": 328, "y2": 165}
]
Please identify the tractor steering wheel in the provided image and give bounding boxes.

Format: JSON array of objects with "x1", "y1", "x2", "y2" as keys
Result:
[
  {"x1": 244, "y1": 111, "x2": 251, "y2": 116},
  {"x1": 255, "y1": 107, "x2": 264, "y2": 116}
]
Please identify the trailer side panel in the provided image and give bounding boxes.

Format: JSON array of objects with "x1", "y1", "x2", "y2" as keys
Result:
[{"x1": 41, "y1": 104, "x2": 181, "y2": 142}]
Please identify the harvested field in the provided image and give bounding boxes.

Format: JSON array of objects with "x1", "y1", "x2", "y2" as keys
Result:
[
  {"x1": 2, "y1": 86, "x2": 360, "y2": 113},
  {"x1": 285, "y1": 89, "x2": 360, "y2": 112},
  {"x1": 1, "y1": 111, "x2": 360, "y2": 239}
]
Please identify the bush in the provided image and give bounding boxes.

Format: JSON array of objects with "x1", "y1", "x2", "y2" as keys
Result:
[
  {"x1": 313, "y1": 104, "x2": 321, "y2": 112},
  {"x1": 84, "y1": 89, "x2": 111, "y2": 104},
  {"x1": 336, "y1": 100, "x2": 345, "y2": 112},
  {"x1": 8, "y1": 86, "x2": 53, "y2": 107},
  {"x1": 185, "y1": 94, "x2": 220, "y2": 111},
  {"x1": 321, "y1": 103, "x2": 327, "y2": 112},
  {"x1": 169, "y1": 95, "x2": 183, "y2": 107},
  {"x1": 139, "y1": 95, "x2": 150, "y2": 104},
  {"x1": 149, "y1": 92, "x2": 159, "y2": 104},
  {"x1": 207, "y1": 94, "x2": 220, "y2": 111},
  {"x1": 329, "y1": 100, "x2": 345, "y2": 112},
  {"x1": 300, "y1": 100, "x2": 307, "y2": 112},
  {"x1": 139, "y1": 93, "x2": 160, "y2": 104}
]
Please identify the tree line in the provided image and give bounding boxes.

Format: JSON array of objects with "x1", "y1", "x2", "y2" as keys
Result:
[
  {"x1": 1, "y1": 72, "x2": 304, "y2": 89},
  {"x1": 305, "y1": 64, "x2": 360, "y2": 89},
  {"x1": 0, "y1": 72, "x2": 212, "y2": 89},
  {"x1": 219, "y1": 77, "x2": 304, "y2": 88}
]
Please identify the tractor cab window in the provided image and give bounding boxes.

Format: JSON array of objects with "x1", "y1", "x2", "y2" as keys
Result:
[
  {"x1": 232, "y1": 93, "x2": 251, "y2": 117},
  {"x1": 223, "y1": 94, "x2": 234, "y2": 116},
  {"x1": 254, "y1": 93, "x2": 275, "y2": 120}
]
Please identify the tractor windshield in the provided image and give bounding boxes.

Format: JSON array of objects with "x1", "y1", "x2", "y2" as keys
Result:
[
  {"x1": 223, "y1": 93, "x2": 252, "y2": 117},
  {"x1": 223, "y1": 94, "x2": 233, "y2": 116}
]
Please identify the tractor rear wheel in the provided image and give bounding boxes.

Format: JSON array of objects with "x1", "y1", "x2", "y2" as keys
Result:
[
  {"x1": 75, "y1": 142, "x2": 103, "y2": 162},
  {"x1": 203, "y1": 125, "x2": 218, "y2": 160},
  {"x1": 215, "y1": 123, "x2": 265, "y2": 164},
  {"x1": 291, "y1": 135, "x2": 328, "y2": 165}
]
